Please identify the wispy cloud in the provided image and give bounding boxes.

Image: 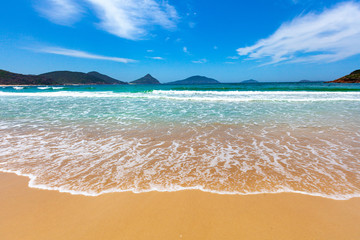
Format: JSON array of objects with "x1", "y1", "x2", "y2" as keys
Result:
[
  {"x1": 87, "y1": 0, "x2": 178, "y2": 40},
  {"x1": 192, "y1": 59, "x2": 207, "y2": 64},
  {"x1": 36, "y1": 46, "x2": 136, "y2": 63},
  {"x1": 237, "y1": 2, "x2": 360, "y2": 64},
  {"x1": 35, "y1": 0, "x2": 82, "y2": 25},
  {"x1": 36, "y1": 0, "x2": 178, "y2": 40},
  {"x1": 147, "y1": 56, "x2": 164, "y2": 60},
  {"x1": 227, "y1": 56, "x2": 239, "y2": 60}
]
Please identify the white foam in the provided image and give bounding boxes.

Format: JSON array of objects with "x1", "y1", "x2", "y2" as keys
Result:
[
  {"x1": 152, "y1": 90, "x2": 360, "y2": 95},
  {"x1": 0, "y1": 90, "x2": 359, "y2": 102},
  {"x1": 13, "y1": 86, "x2": 24, "y2": 90},
  {"x1": 0, "y1": 169, "x2": 358, "y2": 200},
  {"x1": 1, "y1": 124, "x2": 359, "y2": 201}
]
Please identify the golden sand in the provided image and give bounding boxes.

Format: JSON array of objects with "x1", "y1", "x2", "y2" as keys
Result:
[{"x1": 0, "y1": 172, "x2": 359, "y2": 240}]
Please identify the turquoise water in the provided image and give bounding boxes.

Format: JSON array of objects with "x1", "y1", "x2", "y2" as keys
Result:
[
  {"x1": 3, "y1": 82, "x2": 360, "y2": 92},
  {"x1": 0, "y1": 82, "x2": 360, "y2": 199}
]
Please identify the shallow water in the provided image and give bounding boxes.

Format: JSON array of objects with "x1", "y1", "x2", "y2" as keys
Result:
[{"x1": 0, "y1": 83, "x2": 359, "y2": 199}]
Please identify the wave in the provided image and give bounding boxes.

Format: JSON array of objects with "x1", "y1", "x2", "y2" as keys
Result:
[
  {"x1": 169, "y1": 85, "x2": 360, "y2": 92},
  {"x1": 152, "y1": 90, "x2": 360, "y2": 95},
  {"x1": 13, "y1": 86, "x2": 24, "y2": 90},
  {"x1": 1, "y1": 90, "x2": 360, "y2": 102},
  {"x1": 1, "y1": 123, "x2": 359, "y2": 201},
  {"x1": 37, "y1": 86, "x2": 65, "y2": 90}
]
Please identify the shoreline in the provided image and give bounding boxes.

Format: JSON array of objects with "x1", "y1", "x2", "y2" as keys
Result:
[
  {"x1": 1, "y1": 169, "x2": 358, "y2": 200},
  {"x1": 1, "y1": 172, "x2": 360, "y2": 240}
]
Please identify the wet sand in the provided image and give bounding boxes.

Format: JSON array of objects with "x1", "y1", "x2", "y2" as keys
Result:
[{"x1": 1, "y1": 172, "x2": 360, "y2": 240}]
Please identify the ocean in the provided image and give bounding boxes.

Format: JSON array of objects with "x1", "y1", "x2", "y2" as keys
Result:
[{"x1": 0, "y1": 82, "x2": 359, "y2": 199}]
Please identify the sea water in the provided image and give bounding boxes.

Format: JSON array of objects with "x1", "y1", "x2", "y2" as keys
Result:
[{"x1": 0, "y1": 82, "x2": 359, "y2": 199}]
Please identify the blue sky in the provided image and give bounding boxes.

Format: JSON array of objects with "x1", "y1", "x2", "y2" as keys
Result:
[{"x1": 1, "y1": 0, "x2": 360, "y2": 82}]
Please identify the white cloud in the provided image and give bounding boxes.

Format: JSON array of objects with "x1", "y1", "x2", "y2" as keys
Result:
[
  {"x1": 192, "y1": 59, "x2": 207, "y2": 64},
  {"x1": 85, "y1": 0, "x2": 178, "y2": 40},
  {"x1": 36, "y1": 0, "x2": 178, "y2": 40},
  {"x1": 227, "y1": 56, "x2": 239, "y2": 60},
  {"x1": 35, "y1": 0, "x2": 82, "y2": 25},
  {"x1": 147, "y1": 56, "x2": 164, "y2": 60},
  {"x1": 37, "y1": 47, "x2": 136, "y2": 63},
  {"x1": 183, "y1": 46, "x2": 190, "y2": 54},
  {"x1": 147, "y1": 49, "x2": 154, "y2": 52},
  {"x1": 237, "y1": 2, "x2": 360, "y2": 64}
]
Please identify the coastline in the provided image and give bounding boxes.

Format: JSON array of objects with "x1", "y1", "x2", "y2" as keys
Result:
[
  {"x1": 1, "y1": 169, "x2": 358, "y2": 200},
  {"x1": 1, "y1": 172, "x2": 360, "y2": 240}
]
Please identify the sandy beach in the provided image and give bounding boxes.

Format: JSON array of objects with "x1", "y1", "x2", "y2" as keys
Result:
[{"x1": 1, "y1": 172, "x2": 359, "y2": 240}]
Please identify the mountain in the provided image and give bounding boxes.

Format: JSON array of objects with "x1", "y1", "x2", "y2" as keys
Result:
[
  {"x1": 167, "y1": 75, "x2": 220, "y2": 85},
  {"x1": 39, "y1": 71, "x2": 125, "y2": 85},
  {"x1": 130, "y1": 74, "x2": 160, "y2": 84},
  {"x1": 87, "y1": 71, "x2": 127, "y2": 84},
  {"x1": 241, "y1": 79, "x2": 258, "y2": 83},
  {"x1": 0, "y1": 69, "x2": 55, "y2": 85},
  {"x1": 327, "y1": 70, "x2": 360, "y2": 83}
]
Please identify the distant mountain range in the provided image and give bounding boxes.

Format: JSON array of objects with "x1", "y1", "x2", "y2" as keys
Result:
[
  {"x1": 2, "y1": 68, "x2": 359, "y2": 85},
  {"x1": 0, "y1": 70, "x2": 219, "y2": 85},
  {"x1": 327, "y1": 69, "x2": 360, "y2": 83},
  {"x1": 166, "y1": 75, "x2": 220, "y2": 85}
]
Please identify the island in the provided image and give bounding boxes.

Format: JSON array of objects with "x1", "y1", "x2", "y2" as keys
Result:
[
  {"x1": 327, "y1": 69, "x2": 360, "y2": 83},
  {"x1": 167, "y1": 75, "x2": 220, "y2": 85},
  {"x1": 130, "y1": 74, "x2": 160, "y2": 84},
  {"x1": 241, "y1": 79, "x2": 258, "y2": 83}
]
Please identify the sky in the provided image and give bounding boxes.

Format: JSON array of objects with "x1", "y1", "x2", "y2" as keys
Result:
[{"x1": 1, "y1": 0, "x2": 360, "y2": 83}]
